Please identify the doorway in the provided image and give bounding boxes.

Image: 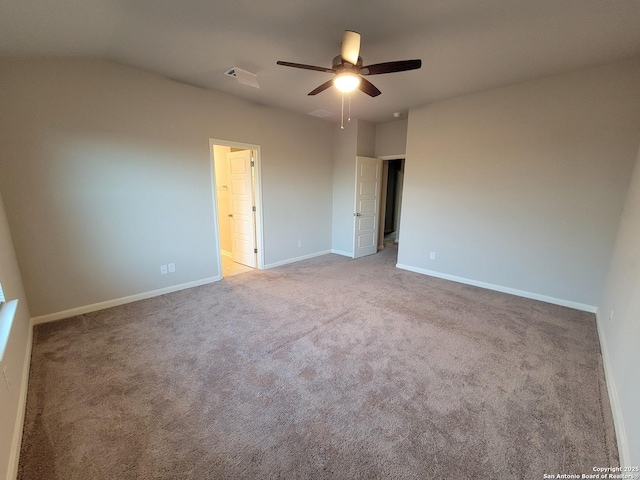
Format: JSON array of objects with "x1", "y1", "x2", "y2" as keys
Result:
[
  {"x1": 210, "y1": 139, "x2": 264, "y2": 278},
  {"x1": 378, "y1": 158, "x2": 405, "y2": 249}
]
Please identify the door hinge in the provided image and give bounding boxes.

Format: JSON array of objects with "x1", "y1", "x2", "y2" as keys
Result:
[
  {"x1": 252, "y1": 205, "x2": 256, "y2": 212},
  {"x1": 251, "y1": 158, "x2": 255, "y2": 167},
  {"x1": 254, "y1": 248, "x2": 258, "y2": 254}
]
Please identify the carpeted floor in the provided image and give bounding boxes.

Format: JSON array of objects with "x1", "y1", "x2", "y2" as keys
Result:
[{"x1": 19, "y1": 247, "x2": 618, "y2": 479}]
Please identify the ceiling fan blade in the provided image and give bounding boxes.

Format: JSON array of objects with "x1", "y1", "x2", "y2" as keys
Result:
[
  {"x1": 341, "y1": 30, "x2": 361, "y2": 65},
  {"x1": 361, "y1": 59, "x2": 422, "y2": 75},
  {"x1": 276, "y1": 61, "x2": 334, "y2": 73},
  {"x1": 308, "y1": 80, "x2": 334, "y2": 96},
  {"x1": 358, "y1": 77, "x2": 381, "y2": 97}
]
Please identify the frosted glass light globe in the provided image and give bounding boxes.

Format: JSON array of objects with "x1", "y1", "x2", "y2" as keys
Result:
[{"x1": 333, "y1": 73, "x2": 361, "y2": 93}]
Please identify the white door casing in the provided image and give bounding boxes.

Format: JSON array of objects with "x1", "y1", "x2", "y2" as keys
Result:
[
  {"x1": 228, "y1": 150, "x2": 257, "y2": 268},
  {"x1": 353, "y1": 156, "x2": 382, "y2": 259}
]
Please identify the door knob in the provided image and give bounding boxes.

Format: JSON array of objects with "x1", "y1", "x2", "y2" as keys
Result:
[
  {"x1": 354, "y1": 213, "x2": 361, "y2": 217},
  {"x1": 228, "y1": 214, "x2": 233, "y2": 217}
]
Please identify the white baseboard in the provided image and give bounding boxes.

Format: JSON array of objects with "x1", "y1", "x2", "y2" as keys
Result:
[
  {"x1": 595, "y1": 309, "x2": 629, "y2": 467},
  {"x1": 7, "y1": 318, "x2": 33, "y2": 480},
  {"x1": 31, "y1": 276, "x2": 222, "y2": 325},
  {"x1": 264, "y1": 250, "x2": 332, "y2": 269},
  {"x1": 330, "y1": 249, "x2": 353, "y2": 258},
  {"x1": 221, "y1": 250, "x2": 232, "y2": 259},
  {"x1": 395, "y1": 263, "x2": 597, "y2": 313}
]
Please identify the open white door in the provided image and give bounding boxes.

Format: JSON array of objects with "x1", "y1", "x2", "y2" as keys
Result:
[
  {"x1": 228, "y1": 150, "x2": 257, "y2": 268},
  {"x1": 353, "y1": 156, "x2": 382, "y2": 258}
]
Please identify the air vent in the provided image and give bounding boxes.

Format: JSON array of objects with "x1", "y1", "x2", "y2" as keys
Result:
[
  {"x1": 223, "y1": 68, "x2": 238, "y2": 78},
  {"x1": 224, "y1": 67, "x2": 259, "y2": 89}
]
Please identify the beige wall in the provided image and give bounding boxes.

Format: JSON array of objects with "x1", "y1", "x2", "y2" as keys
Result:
[
  {"x1": 356, "y1": 120, "x2": 376, "y2": 158},
  {"x1": 213, "y1": 145, "x2": 232, "y2": 254},
  {"x1": 0, "y1": 190, "x2": 31, "y2": 480},
  {"x1": 398, "y1": 58, "x2": 640, "y2": 308},
  {"x1": 375, "y1": 119, "x2": 408, "y2": 158},
  {"x1": 598, "y1": 143, "x2": 640, "y2": 466},
  {"x1": 0, "y1": 59, "x2": 334, "y2": 317}
]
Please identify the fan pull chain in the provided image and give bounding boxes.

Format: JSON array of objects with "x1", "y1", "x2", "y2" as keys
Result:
[
  {"x1": 341, "y1": 93, "x2": 345, "y2": 129},
  {"x1": 348, "y1": 93, "x2": 352, "y2": 123}
]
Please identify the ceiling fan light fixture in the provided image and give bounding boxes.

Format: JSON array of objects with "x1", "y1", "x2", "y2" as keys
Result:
[{"x1": 333, "y1": 72, "x2": 361, "y2": 93}]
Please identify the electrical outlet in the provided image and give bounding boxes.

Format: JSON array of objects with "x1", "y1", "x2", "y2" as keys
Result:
[
  {"x1": 298, "y1": 240, "x2": 303, "y2": 248},
  {"x1": 609, "y1": 309, "x2": 614, "y2": 322},
  {"x1": 430, "y1": 252, "x2": 436, "y2": 260},
  {"x1": 168, "y1": 263, "x2": 176, "y2": 273},
  {"x1": 160, "y1": 265, "x2": 168, "y2": 275},
  {"x1": 3, "y1": 366, "x2": 9, "y2": 391}
]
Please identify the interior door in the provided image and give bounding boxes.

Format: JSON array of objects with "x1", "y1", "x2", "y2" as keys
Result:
[
  {"x1": 228, "y1": 150, "x2": 257, "y2": 268},
  {"x1": 353, "y1": 156, "x2": 382, "y2": 258}
]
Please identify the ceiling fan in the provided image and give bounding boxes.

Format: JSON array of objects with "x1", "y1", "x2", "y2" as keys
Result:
[{"x1": 277, "y1": 30, "x2": 422, "y2": 97}]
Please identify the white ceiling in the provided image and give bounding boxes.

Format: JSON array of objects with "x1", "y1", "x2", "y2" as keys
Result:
[{"x1": 1, "y1": 0, "x2": 639, "y2": 123}]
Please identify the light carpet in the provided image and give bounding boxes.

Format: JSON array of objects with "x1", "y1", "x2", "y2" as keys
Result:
[{"x1": 19, "y1": 247, "x2": 618, "y2": 479}]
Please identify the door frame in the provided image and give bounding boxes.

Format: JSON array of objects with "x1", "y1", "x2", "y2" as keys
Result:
[{"x1": 209, "y1": 139, "x2": 265, "y2": 274}]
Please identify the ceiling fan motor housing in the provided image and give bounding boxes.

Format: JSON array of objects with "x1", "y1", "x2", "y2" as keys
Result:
[{"x1": 332, "y1": 55, "x2": 363, "y2": 73}]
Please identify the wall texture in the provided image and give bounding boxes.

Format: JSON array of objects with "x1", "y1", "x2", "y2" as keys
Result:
[
  {"x1": 0, "y1": 190, "x2": 31, "y2": 480},
  {"x1": 598, "y1": 143, "x2": 640, "y2": 466},
  {"x1": 375, "y1": 119, "x2": 408, "y2": 158},
  {"x1": 0, "y1": 59, "x2": 334, "y2": 317},
  {"x1": 398, "y1": 58, "x2": 640, "y2": 308},
  {"x1": 356, "y1": 120, "x2": 376, "y2": 158}
]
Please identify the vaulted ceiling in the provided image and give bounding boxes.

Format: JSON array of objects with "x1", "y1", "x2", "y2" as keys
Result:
[{"x1": 1, "y1": 0, "x2": 639, "y2": 123}]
